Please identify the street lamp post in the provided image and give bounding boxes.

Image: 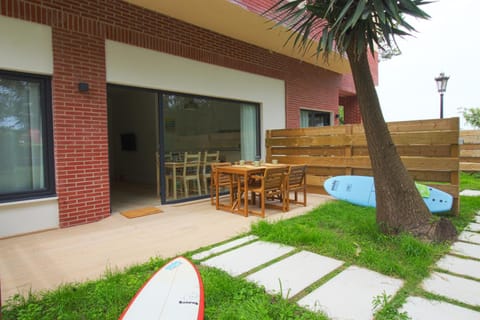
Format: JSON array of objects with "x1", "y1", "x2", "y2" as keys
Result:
[{"x1": 435, "y1": 72, "x2": 450, "y2": 119}]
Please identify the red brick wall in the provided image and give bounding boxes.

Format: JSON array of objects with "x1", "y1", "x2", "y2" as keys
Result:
[
  {"x1": 0, "y1": 0, "x2": 370, "y2": 227},
  {"x1": 52, "y1": 28, "x2": 110, "y2": 227},
  {"x1": 340, "y1": 96, "x2": 362, "y2": 124}
]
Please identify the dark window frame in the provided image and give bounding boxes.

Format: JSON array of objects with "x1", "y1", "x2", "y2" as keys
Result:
[{"x1": 0, "y1": 70, "x2": 55, "y2": 202}]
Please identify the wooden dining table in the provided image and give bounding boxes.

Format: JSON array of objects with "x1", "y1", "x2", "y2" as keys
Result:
[{"x1": 214, "y1": 163, "x2": 289, "y2": 217}]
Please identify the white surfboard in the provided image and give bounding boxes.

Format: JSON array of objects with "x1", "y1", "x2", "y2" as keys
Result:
[{"x1": 119, "y1": 256, "x2": 204, "y2": 320}]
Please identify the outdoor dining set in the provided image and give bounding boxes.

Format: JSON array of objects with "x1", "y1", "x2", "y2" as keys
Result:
[{"x1": 156, "y1": 151, "x2": 307, "y2": 217}]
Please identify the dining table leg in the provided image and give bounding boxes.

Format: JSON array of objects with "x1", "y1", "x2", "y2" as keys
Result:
[
  {"x1": 215, "y1": 170, "x2": 220, "y2": 210},
  {"x1": 173, "y1": 165, "x2": 177, "y2": 200},
  {"x1": 242, "y1": 172, "x2": 248, "y2": 217}
]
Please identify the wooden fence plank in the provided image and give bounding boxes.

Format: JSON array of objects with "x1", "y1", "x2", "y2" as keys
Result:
[
  {"x1": 460, "y1": 162, "x2": 480, "y2": 171},
  {"x1": 352, "y1": 118, "x2": 458, "y2": 134},
  {"x1": 460, "y1": 130, "x2": 480, "y2": 171}
]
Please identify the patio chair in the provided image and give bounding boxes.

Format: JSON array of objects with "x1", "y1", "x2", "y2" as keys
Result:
[
  {"x1": 202, "y1": 150, "x2": 220, "y2": 194},
  {"x1": 285, "y1": 164, "x2": 307, "y2": 211},
  {"x1": 246, "y1": 166, "x2": 288, "y2": 218},
  {"x1": 177, "y1": 151, "x2": 202, "y2": 198},
  {"x1": 158, "y1": 152, "x2": 174, "y2": 198},
  {"x1": 210, "y1": 162, "x2": 233, "y2": 205}
]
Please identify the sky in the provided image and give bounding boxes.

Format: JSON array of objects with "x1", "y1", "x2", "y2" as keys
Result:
[{"x1": 376, "y1": 0, "x2": 480, "y2": 129}]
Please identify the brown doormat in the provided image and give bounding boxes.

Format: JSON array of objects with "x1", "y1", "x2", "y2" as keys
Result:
[{"x1": 120, "y1": 206, "x2": 162, "y2": 219}]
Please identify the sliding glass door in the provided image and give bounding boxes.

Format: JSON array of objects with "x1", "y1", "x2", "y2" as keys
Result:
[{"x1": 160, "y1": 92, "x2": 260, "y2": 202}]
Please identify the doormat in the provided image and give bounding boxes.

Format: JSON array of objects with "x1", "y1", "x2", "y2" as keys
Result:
[{"x1": 120, "y1": 206, "x2": 162, "y2": 219}]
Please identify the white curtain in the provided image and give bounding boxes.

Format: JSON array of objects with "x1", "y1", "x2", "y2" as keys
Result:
[
  {"x1": 240, "y1": 104, "x2": 257, "y2": 160},
  {"x1": 300, "y1": 110, "x2": 309, "y2": 128}
]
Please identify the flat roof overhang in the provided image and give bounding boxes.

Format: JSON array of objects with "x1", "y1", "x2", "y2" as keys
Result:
[{"x1": 124, "y1": 0, "x2": 351, "y2": 74}]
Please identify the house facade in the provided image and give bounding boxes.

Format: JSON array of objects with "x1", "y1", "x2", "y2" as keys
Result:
[{"x1": 0, "y1": 0, "x2": 377, "y2": 237}]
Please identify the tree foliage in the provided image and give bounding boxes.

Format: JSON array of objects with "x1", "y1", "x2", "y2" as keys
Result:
[
  {"x1": 267, "y1": 0, "x2": 430, "y2": 59},
  {"x1": 462, "y1": 107, "x2": 480, "y2": 128}
]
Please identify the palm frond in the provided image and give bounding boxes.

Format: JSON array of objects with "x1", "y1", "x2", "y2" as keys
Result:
[{"x1": 264, "y1": 0, "x2": 431, "y2": 59}]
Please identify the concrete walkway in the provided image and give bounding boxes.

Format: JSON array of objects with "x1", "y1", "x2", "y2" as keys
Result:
[
  {"x1": 0, "y1": 194, "x2": 330, "y2": 304},
  {"x1": 193, "y1": 213, "x2": 480, "y2": 319}
]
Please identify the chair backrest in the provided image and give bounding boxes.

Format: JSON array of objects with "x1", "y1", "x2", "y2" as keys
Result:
[
  {"x1": 203, "y1": 151, "x2": 220, "y2": 174},
  {"x1": 211, "y1": 162, "x2": 232, "y2": 185},
  {"x1": 182, "y1": 152, "x2": 201, "y2": 176},
  {"x1": 287, "y1": 165, "x2": 306, "y2": 188},
  {"x1": 263, "y1": 167, "x2": 288, "y2": 191},
  {"x1": 164, "y1": 152, "x2": 173, "y2": 162}
]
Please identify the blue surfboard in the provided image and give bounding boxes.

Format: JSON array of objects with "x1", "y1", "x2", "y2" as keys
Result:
[{"x1": 323, "y1": 175, "x2": 453, "y2": 213}]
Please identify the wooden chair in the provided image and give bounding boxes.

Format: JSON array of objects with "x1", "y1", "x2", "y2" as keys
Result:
[
  {"x1": 158, "y1": 152, "x2": 174, "y2": 198},
  {"x1": 285, "y1": 164, "x2": 307, "y2": 210},
  {"x1": 164, "y1": 152, "x2": 185, "y2": 200},
  {"x1": 202, "y1": 151, "x2": 220, "y2": 194},
  {"x1": 247, "y1": 166, "x2": 288, "y2": 218},
  {"x1": 177, "y1": 152, "x2": 202, "y2": 197},
  {"x1": 156, "y1": 151, "x2": 161, "y2": 198},
  {"x1": 210, "y1": 162, "x2": 233, "y2": 205}
]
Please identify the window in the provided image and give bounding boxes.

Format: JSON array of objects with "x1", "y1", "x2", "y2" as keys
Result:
[
  {"x1": 0, "y1": 71, "x2": 54, "y2": 202},
  {"x1": 300, "y1": 109, "x2": 331, "y2": 127}
]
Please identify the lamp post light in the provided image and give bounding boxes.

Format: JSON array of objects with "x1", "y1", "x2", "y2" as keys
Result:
[{"x1": 435, "y1": 72, "x2": 450, "y2": 119}]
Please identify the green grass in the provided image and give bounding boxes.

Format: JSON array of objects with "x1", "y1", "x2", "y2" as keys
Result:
[
  {"x1": 2, "y1": 175, "x2": 480, "y2": 320},
  {"x1": 461, "y1": 171, "x2": 480, "y2": 190},
  {"x1": 251, "y1": 202, "x2": 448, "y2": 281},
  {"x1": 2, "y1": 260, "x2": 325, "y2": 320}
]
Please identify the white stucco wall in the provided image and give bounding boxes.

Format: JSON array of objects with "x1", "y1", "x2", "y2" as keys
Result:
[
  {"x1": 0, "y1": 16, "x2": 58, "y2": 238},
  {"x1": 0, "y1": 198, "x2": 59, "y2": 238},
  {"x1": 0, "y1": 15, "x2": 53, "y2": 75},
  {"x1": 105, "y1": 40, "x2": 286, "y2": 157}
]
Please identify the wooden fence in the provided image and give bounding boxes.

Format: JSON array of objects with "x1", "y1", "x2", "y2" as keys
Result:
[
  {"x1": 266, "y1": 118, "x2": 460, "y2": 215},
  {"x1": 460, "y1": 130, "x2": 480, "y2": 172}
]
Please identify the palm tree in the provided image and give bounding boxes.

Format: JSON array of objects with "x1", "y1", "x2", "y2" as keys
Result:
[{"x1": 268, "y1": 0, "x2": 456, "y2": 242}]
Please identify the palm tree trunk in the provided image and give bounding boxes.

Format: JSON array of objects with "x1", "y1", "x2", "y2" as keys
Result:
[{"x1": 345, "y1": 47, "x2": 456, "y2": 242}]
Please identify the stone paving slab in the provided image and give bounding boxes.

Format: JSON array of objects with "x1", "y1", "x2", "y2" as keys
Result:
[
  {"x1": 450, "y1": 241, "x2": 480, "y2": 259},
  {"x1": 297, "y1": 265, "x2": 403, "y2": 320},
  {"x1": 467, "y1": 223, "x2": 480, "y2": 232},
  {"x1": 436, "y1": 255, "x2": 480, "y2": 279},
  {"x1": 458, "y1": 231, "x2": 480, "y2": 244},
  {"x1": 401, "y1": 296, "x2": 480, "y2": 320},
  {"x1": 460, "y1": 190, "x2": 480, "y2": 196},
  {"x1": 246, "y1": 250, "x2": 344, "y2": 299},
  {"x1": 422, "y1": 272, "x2": 480, "y2": 307},
  {"x1": 192, "y1": 235, "x2": 258, "y2": 260},
  {"x1": 201, "y1": 241, "x2": 294, "y2": 276}
]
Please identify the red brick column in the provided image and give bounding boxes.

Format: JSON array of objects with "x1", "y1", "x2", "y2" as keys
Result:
[
  {"x1": 340, "y1": 96, "x2": 362, "y2": 124},
  {"x1": 52, "y1": 27, "x2": 110, "y2": 227}
]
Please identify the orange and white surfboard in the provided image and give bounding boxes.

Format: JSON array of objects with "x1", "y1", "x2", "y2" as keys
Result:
[{"x1": 119, "y1": 256, "x2": 204, "y2": 320}]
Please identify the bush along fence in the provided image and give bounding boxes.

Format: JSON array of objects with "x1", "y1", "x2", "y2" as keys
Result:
[
  {"x1": 460, "y1": 130, "x2": 480, "y2": 172},
  {"x1": 266, "y1": 117, "x2": 460, "y2": 215}
]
